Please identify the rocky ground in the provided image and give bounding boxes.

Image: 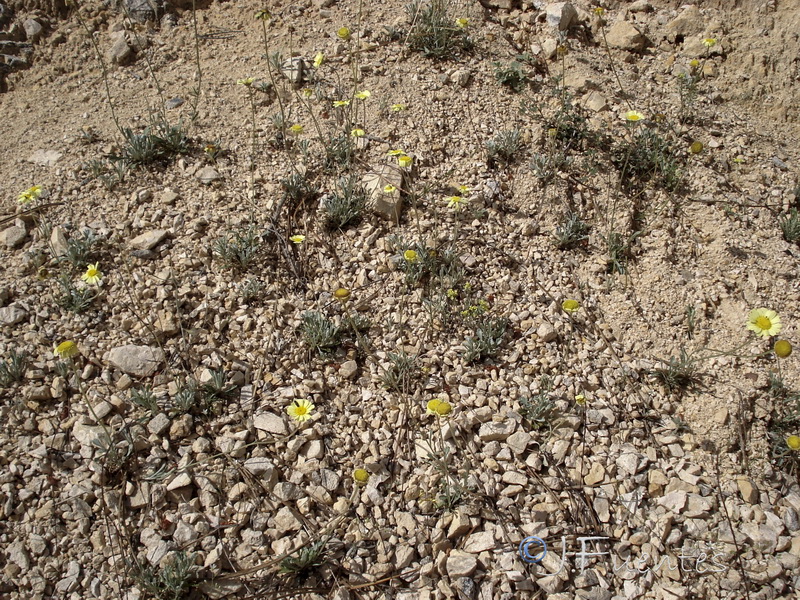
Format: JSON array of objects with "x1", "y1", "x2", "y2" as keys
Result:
[{"x1": 2, "y1": 0, "x2": 800, "y2": 599}]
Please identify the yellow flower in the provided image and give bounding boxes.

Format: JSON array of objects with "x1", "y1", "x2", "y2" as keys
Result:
[
  {"x1": 774, "y1": 340, "x2": 793, "y2": 358},
  {"x1": 624, "y1": 110, "x2": 644, "y2": 122},
  {"x1": 702, "y1": 38, "x2": 717, "y2": 48},
  {"x1": 397, "y1": 155, "x2": 413, "y2": 168},
  {"x1": 562, "y1": 299, "x2": 580, "y2": 313},
  {"x1": 747, "y1": 308, "x2": 782, "y2": 338},
  {"x1": 403, "y1": 249, "x2": 418, "y2": 262},
  {"x1": 457, "y1": 185, "x2": 470, "y2": 195},
  {"x1": 426, "y1": 398, "x2": 452, "y2": 417},
  {"x1": 333, "y1": 100, "x2": 351, "y2": 107},
  {"x1": 54, "y1": 341, "x2": 80, "y2": 359},
  {"x1": 387, "y1": 149, "x2": 406, "y2": 156},
  {"x1": 333, "y1": 287, "x2": 351, "y2": 302},
  {"x1": 689, "y1": 141, "x2": 703, "y2": 154},
  {"x1": 383, "y1": 184, "x2": 397, "y2": 194},
  {"x1": 236, "y1": 77, "x2": 255, "y2": 86},
  {"x1": 287, "y1": 398, "x2": 315, "y2": 423},
  {"x1": 593, "y1": 7, "x2": 605, "y2": 16},
  {"x1": 18, "y1": 185, "x2": 42, "y2": 204},
  {"x1": 337, "y1": 27, "x2": 351, "y2": 40},
  {"x1": 353, "y1": 468, "x2": 370, "y2": 484},
  {"x1": 254, "y1": 9, "x2": 271, "y2": 20},
  {"x1": 81, "y1": 263, "x2": 103, "y2": 286},
  {"x1": 351, "y1": 128, "x2": 365, "y2": 137},
  {"x1": 689, "y1": 59, "x2": 700, "y2": 68},
  {"x1": 446, "y1": 288, "x2": 458, "y2": 300},
  {"x1": 455, "y1": 17, "x2": 469, "y2": 28},
  {"x1": 290, "y1": 234, "x2": 306, "y2": 244},
  {"x1": 445, "y1": 195, "x2": 466, "y2": 210},
  {"x1": 313, "y1": 52, "x2": 324, "y2": 68},
  {"x1": 575, "y1": 394, "x2": 587, "y2": 405},
  {"x1": 289, "y1": 124, "x2": 304, "y2": 135},
  {"x1": 355, "y1": 90, "x2": 371, "y2": 100},
  {"x1": 390, "y1": 103, "x2": 407, "y2": 112},
  {"x1": 788, "y1": 435, "x2": 800, "y2": 451}
]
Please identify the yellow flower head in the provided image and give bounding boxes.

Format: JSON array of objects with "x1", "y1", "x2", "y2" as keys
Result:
[
  {"x1": 390, "y1": 103, "x2": 407, "y2": 112},
  {"x1": 445, "y1": 195, "x2": 466, "y2": 210},
  {"x1": 81, "y1": 263, "x2": 103, "y2": 286},
  {"x1": 788, "y1": 435, "x2": 800, "y2": 451},
  {"x1": 593, "y1": 7, "x2": 605, "y2": 16},
  {"x1": 455, "y1": 17, "x2": 469, "y2": 28},
  {"x1": 351, "y1": 128, "x2": 365, "y2": 138},
  {"x1": 689, "y1": 59, "x2": 700, "y2": 68},
  {"x1": 254, "y1": 9, "x2": 271, "y2": 20},
  {"x1": 575, "y1": 394, "x2": 587, "y2": 405},
  {"x1": 562, "y1": 299, "x2": 580, "y2": 313},
  {"x1": 337, "y1": 27, "x2": 351, "y2": 40},
  {"x1": 353, "y1": 468, "x2": 370, "y2": 484},
  {"x1": 387, "y1": 149, "x2": 406, "y2": 156},
  {"x1": 290, "y1": 234, "x2": 306, "y2": 244},
  {"x1": 624, "y1": 110, "x2": 644, "y2": 122},
  {"x1": 18, "y1": 185, "x2": 42, "y2": 204},
  {"x1": 774, "y1": 340, "x2": 793, "y2": 358},
  {"x1": 747, "y1": 308, "x2": 782, "y2": 338},
  {"x1": 289, "y1": 124, "x2": 304, "y2": 135},
  {"x1": 383, "y1": 184, "x2": 397, "y2": 194},
  {"x1": 237, "y1": 77, "x2": 255, "y2": 86},
  {"x1": 334, "y1": 287, "x2": 351, "y2": 302},
  {"x1": 54, "y1": 341, "x2": 80, "y2": 359},
  {"x1": 457, "y1": 185, "x2": 470, "y2": 195},
  {"x1": 287, "y1": 398, "x2": 315, "y2": 423},
  {"x1": 313, "y1": 52, "x2": 324, "y2": 68},
  {"x1": 355, "y1": 90, "x2": 371, "y2": 100},
  {"x1": 426, "y1": 398, "x2": 452, "y2": 417},
  {"x1": 333, "y1": 100, "x2": 351, "y2": 108},
  {"x1": 403, "y1": 249, "x2": 418, "y2": 262},
  {"x1": 689, "y1": 141, "x2": 703, "y2": 154},
  {"x1": 446, "y1": 288, "x2": 458, "y2": 300},
  {"x1": 702, "y1": 37, "x2": 717, "y2": 48},
  {"x1": 397, "y1": 155, "x2": 413, "y2": 168}
]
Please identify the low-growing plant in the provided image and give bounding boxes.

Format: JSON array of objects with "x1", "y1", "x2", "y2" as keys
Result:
[
  {"x1": 614, "y1": 127, "x2": 681, "y2": 191},
  {"x1": 200, "y1": 368, "x2": 239, "y2": 406},
  {"x1": 130, "y1": 551, "x2": 198, "y2": 600},
  {"x1": 301, "y1": 311, "x2": 341, "y2": 355},
  {"x1": 0, "y1": 349, "x2": 28, "y2": 387},
  {"x1": 406, "y1": 0, "x2": 472, "y2": 60},
  {"x1": 323, "y1": 131, "x2": 355, "y2": 171},
  {"x1": 530, "y1": 149, "x2": 570, "y2": 184},
  {"x1": 239, "y1": 277, "x2": 264, "y2": 303},
  {"x1": 61, "y1": 229, "x2": 99, "y2": 268},
  {"x1": 279, "y1": 539, "x2": 327, "y2": 580},
  {"x1": 519, "y1": 376, "x2": 558, "y2": 431},
  {"x1": 129, "y1": 385, "x2": 160, "y2": 418},
  {"x1": 213, "y1": 224, "x2": 261, "y2": 271},
  {"x1": 606, "y1": 230, "x2": 639, "y2": 275},
  {"x1": 56, "y1": 273, "x2": 96, "y2": 313},
  {"x1": 381, "y1": 350, "x2": 418, "y2": 392},
  {"x1": 463, "y1": 314, "x2": 509, "y2": 363},
  {"x1": 486, "y1": 129, "x2": 523, "y2": 168},
  {"x1": 650, "y1": 347, "x2": 702, "y2": 392},
  {"x1": 324, "y1": 175, "x2": 369, "y2": 230},
  {"x1": 779, "y1": 208, "x2": 800, "y2": 243},
  {"x1": 281, "y1": 172, "x2": 318, "y2": 205},
  {"x1": 494, "y1": 60, "x2": 528, "y2": 92},
  {"x1": 554, "y1": 210, "x2": 590, "y2": 249}
]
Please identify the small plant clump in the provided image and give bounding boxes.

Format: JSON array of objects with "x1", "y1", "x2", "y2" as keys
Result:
[
  {"x1": 324, "y1": 175, "x2": 369, "y2": 230},
  {"x1": 406, "y1": 0, "x2": 472, "y2": 60},
  {"x1": 213, "y1": 224, "x2": 261, "y2": 271}
]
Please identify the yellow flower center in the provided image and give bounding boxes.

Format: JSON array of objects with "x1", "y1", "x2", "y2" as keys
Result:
[
  {"x1": 755, "y1": 316, "x2": 773, "y2": 331},
  {"x1": 787, "y1": 435, "x2": 800, "y2": 451},
  {"x1": 294, "y1": 405, "x2": 308, "y2": 416}
]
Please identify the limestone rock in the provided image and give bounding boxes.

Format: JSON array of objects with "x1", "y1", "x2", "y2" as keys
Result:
[
  {"x1": 108, "y1": 345, "x2": 164, "y2": 377},
  {"x1": 363, "y1": 164, "x2": 405, "y2": 224},
  {"x1": 546, "y1": 2, "x2": 577, "y2": 31},
  {"x1": 606, "y1": 21, "x2": 648, "y2": 53},
  {"x1": 108, "y1": 33, "x2": 134, "y2": 65},
  {"x1": 0, "y1": 226, "x2": 26, "y2": 248},
  {"x1": 130, "y1": 229, "x2": 167, "y2": 251},
  {"x1": 197, "y1": 166, "x2": 221, "y2": 184},
  {"x1": 446, "y1": 550, "x2": 477, "y2": 578},
  {"x1": 0, "y1": 305, "x2": 27, "y2": 325},
  {"x1": 254, "y1": 412, "x2": 288, "y2": 435}
]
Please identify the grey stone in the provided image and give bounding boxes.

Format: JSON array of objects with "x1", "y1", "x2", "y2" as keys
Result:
[
  {"x1": 108, "y1": 33, "x2": 133, "y2": 65},
  {"x1": 446, "y1": 551, "x2": 477, "y2": 578},
  {"x1": 147, "y1": 413, "x2": 171, "y2": 436},
  {"x1": 273, "y1": 506, "x2": 302, "y2": 533},
  {"x1": 28, "y1": 149, "x2": 62, "y2": 166},
  {"x1": 506, "y1": 430, "x2": 531, "y2": 454},
  {"x1": 23, "y1": 19, "x2": 43, "y2": 43},
  {"x1": 463, "y1": 530, "x2": 495, "y2": 553},
  {"x1": 130, "y1": 229, "x2": 167, "y2": 250},
  {"x1": 0, "y1": 225, "x2": 26, "y2": 248},
  {"x1": 254, "y1": 412, "x2": 288, "y2": 435},
  {"x1": 166, "y1": 472, "x2": 192, "y2": 491},
  {"x1": 244, "y1": 457, "x2": 276, "y2": 477},
  {"x1": 273, "y1": 481, "x2": 302, "y2": 501},
  {"x1": 665, "y1": 5, "x2": 704, "y2": 43},
  {"x1": 537, "y1": 322, "x2": 557, "y2": 342},
  {"x1": 456, "y1": 577, "x2": 477, "y2": 600},
  {"x1": 197, "y1": 166, "x2": 221, "y2": 184},
  {"x1": 50, "y1": 226, "x2": 69, "y2": 256},
  {"x1": 281, "y1": 57, "x2": 305, "y2": 85},
  {"x1": 173, "y1": 520, "x2": 198, "y2": 545},
  {"x1": 478, "y1": 420, "x2": 516, "y2": 441},
  {"x1": 126, "y1": 0, "x2": 157, "y2": 22},
  {"x1": 546, "y1": 2, "x2": 577, "y2": 31},
  {"x1": 165, "y1": 97, "x2": 184, "y2": 109},
  {"x1": 108, "y1": 345, "x2": 164, "y2": 377},
  {"x1": 452, "y1": 69, "x2": 471, "y2": 87},
  {"x1": 0, "y1": 305, "x2": 26, "y2": 325},
  {"x1": 339, "y1": 360, "x2": 358, "y2": 380},
  {"x1": 605, "y1": 20, "x2": 647, "y2": 52}
]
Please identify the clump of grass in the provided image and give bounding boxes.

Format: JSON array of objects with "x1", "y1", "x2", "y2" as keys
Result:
[
  {"x1": 407, "y1": 0, "x2": 472, "y2": 60},
  {"x1": 606, "y1": 230, "x2": 639, "y2": 275},
  {"x1": 213, "y1": 224, "x2": 261, "y2": 271},
  {"x1": 324, "y1": 175, "x2": 369, "y2": 230},
  {"x1": 614, "y1": 127, "x2": 681, "y2": 191},
  {"x1": 85, "y1": 157, "x2": 129, "y2": 190},
  {"x1": 130, "y1": 551, "x2": 198, "y2": 600},
  {"x1": 494, "y1": 59, "x2": 529, "y2": 92},
  {"x1": 381, "y1": 351, "x2": 418, "y2": 392},
  {"x1": 530, "y1": 149, "x2": 569, "y2": 184},
  {"x1": 486, "y1": 129, "x2": 523, "y2": 168},
  {"x1": 56, "y1": 273, "x2": 96, "y2": 314},
  {"x1": 282, "y1": 172, "x2": 318, "y2": 205},
  {"x1": 0, "y1": 350, "x2": 28, "y2": 387},
  {"x1": 650, "y1": 348, "x2": 701, "y2": 392},
  {"x1": 323, "y1": 132, "x2": 355, "y2": 170},
  {"x1": 463, "y1": 314, "x2": 508, "y2": 364},
  {"x1": 200, "y1": 368, "x2": 239, "y2": 408},
  {"x1": 280, "y1": 539, "x2": 327, "y2": 580},
  {"x1": 519, "y1": 376, "x2": 558, "y2": 431},
  {"x1": 129, "y1": 385, "x2": 160, "y2": 418},
  {"x1": 239, "y1": 277, "x2": 264, "y2": 303},
  {"x1": 301, "y1": 311, "x2": 341, "y2": 355},
  {"x1": 117, "y1": 117, "x2": 190, "y2": 167},
  {"x1": 554, "y1": 210, "x2": 590, "y2": 249},
  {"x1": 780, "y1": 208, "x2": 800, "y2": 243}
]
